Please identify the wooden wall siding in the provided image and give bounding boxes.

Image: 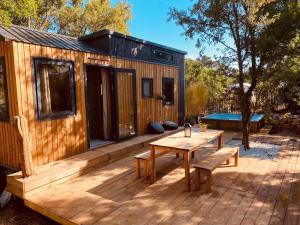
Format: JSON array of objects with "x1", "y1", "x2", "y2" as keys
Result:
[
  {"x1": 111, "y1": 57, "x2": 179, "y2": 135},
  {"x1": 0, "y1": 40, "x2": 21, "y2": 169},
  {"x1": 0, "y1": 41, "x2": 179, "y2": 169},
  {"x1": 9, "y1": 42, "x2": 110, "y2": 168}
]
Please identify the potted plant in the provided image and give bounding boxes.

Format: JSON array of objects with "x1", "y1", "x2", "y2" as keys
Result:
[{"x1": 199, "y1": 123, "x2": 208, "y2": 132}]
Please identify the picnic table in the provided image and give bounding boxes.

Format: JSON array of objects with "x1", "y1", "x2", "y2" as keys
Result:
[{"x1": 149, "y1": 128, "x2": 224, "y2": 191}]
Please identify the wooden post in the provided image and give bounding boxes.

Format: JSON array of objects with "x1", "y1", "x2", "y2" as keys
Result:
[
  {"x1": 206, "y1": 171, "x2": 212, "y2": 193},
  {"x1": 150, "y1": 145, "x2": 156, "y2": 183},
  {"x1": 136, "y1": 159, "x2": 141, "y2": 178},
  {"x1": 218, "y1": 134, "x2": 223, "y2": 150},
  {"x1": 195, "y1": 169, "x2": 201, "y2": 191},
  {"x1": 143, "y1": 160, "x2": 148, "y2": 178},
  {"x1": 183, "y1": 151, "x2": 191, "y2": 192},
  {"x1": 235, "y1": 149, "x2": 239, "y2": 167},
  {"x1": 14, "y1": 115, "x2": 34, "y2": 177},
  {"x1": 226, "y1": 158, "x2": 230, "y2": 165}
]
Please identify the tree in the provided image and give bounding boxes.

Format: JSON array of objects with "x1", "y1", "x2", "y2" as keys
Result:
[
  {"x1": 169, "y1": 1, "x2": 299, "y2": 149},
  {"x1": 0, "y1": 0, "x2": 66, "y2": 30},
  {"x1": 255, "y1": 55, "x2": 300, "y2": 114},
  {"x1": 0, "y1": 0, "x2": 132, "y2": 37},
  {"x1": 55, "y1": 0, "x2": 132, "y2": 37},
  {"x1": 185, "y1": 57, "x2": 233, "y2": 104}
]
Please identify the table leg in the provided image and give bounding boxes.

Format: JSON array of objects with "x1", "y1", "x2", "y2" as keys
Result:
[
  {"x1": 218, "y1": 134, "x2": 223, "y2": 149},
  {"x1": 150, "y1": 145, "x2": 156, "y2": 183},
  {"x1": 183, "y1": 152, "x2": 191, "y2": 192}
]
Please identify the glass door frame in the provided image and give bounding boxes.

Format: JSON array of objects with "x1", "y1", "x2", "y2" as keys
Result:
[{"x1": 112, "y1": 68, "x2": 138, "y2": 141}]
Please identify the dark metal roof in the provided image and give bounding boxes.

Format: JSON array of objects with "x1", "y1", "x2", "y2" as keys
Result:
[
  {"x1": 79, "y1": 29, "x2": 187, "y2": 55},
  {"x1": 0, "y1": 25, "x2": 103, "y2": 54}
]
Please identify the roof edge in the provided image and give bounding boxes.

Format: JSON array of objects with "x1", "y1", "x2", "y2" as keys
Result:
[{"x1": 79, "y1": 29, "x2": 187, "y2": 55}]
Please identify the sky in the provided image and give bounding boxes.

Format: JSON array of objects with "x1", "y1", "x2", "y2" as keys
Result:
[{"x1": 111, "y1": 0, "x2": 223, "y2": 59}]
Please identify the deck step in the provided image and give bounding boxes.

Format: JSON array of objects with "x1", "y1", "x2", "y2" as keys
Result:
[
  {"x1": 7, "y1": 128, "x2": 183, "y2": 199},
  {"x1": 258, "y1": 125, "x2": 273, "y2": 134}
]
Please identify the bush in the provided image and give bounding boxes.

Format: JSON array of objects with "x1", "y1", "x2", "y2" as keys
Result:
[{"x1": 185, "y1": 81, "x2": 208, "y2": 118}]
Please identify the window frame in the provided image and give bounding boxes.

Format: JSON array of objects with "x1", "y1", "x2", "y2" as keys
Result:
[
  {"x1": 33, "y1": 58, "x2": 77, "y2": 120},
  {"x1": 151, "y1": 48, "x2": 175, "y2": 64},
  {"x1": 141, "y1": 78, "x2": 153, "y2": 99},
  {"x1": 0, "y1": 56, "x2": 10, "y2": 122},
  {"x1": 162, "y1": 77, "x2": 175, "y2": 106}
]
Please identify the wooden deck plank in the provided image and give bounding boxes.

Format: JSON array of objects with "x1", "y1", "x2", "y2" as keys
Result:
[
  {"x1": 7, "y1": 129, "x2": 183, "y2": 197},
  {"x1": 19, "y1": 132, "x2": 299, "y2": 225}
]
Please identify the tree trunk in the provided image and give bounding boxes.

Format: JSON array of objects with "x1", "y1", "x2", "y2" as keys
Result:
[{"x1": 241, "y1": 98, "x2": 251, "y2": 150}]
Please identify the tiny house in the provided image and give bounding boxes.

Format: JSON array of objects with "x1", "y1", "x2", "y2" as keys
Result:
[{"x1": 0, "y1": 25, "x2": 186, "y2": 170}]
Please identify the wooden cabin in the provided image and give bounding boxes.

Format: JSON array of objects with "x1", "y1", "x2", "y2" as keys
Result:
[{"x1": 0, "y1": 25, "x2": 186, "y2": 170}]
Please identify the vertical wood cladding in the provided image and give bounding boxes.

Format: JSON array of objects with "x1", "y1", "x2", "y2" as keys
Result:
[
  {"x1": 0, "y1": 40, "x2": 21, "y2": 169},
  {"x1": 0, "y1": 41, "x2": 180, "y2": 169}
]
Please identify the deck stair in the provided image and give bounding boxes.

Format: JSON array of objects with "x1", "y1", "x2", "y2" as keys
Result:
[
  {"x1": 7, "y1": 128, "x2": 183, "y2": 199},
  {"x1": 258, "y1": 124, "x2": 273, "y2": 135}
]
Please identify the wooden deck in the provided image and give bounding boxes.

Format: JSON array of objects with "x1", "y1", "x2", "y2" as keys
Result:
[
  {"x1": 18, "y1": 133, "x2": 300, "y2": 224},
  {"x1": 7, "y1": 128, "x2": 183, "y2": 199}
]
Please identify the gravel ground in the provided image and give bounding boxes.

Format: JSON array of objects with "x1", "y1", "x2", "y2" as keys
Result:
[{"x1": 0, "y1": 196, "x2": 58, "y2": 225}]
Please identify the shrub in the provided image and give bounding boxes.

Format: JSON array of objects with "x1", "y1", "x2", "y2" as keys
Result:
[{"x1": 185, "y1": 81, "x2": 208, "y2": 118}]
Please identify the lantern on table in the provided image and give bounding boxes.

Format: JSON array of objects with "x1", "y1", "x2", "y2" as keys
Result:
[{"x1": 184, "y1": 123, "x2": 192, "y2": 137}]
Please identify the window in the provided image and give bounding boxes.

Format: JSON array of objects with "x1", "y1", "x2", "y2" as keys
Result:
[
  {"x1": 162, "y1": 78, "x2": 174, "y2": 106},
  {"x1": 142, "y1": 78, "x2": 153, "y2": 98},
  {"x1": 0, "y1": 57, "x2": 9, "y2": 122},
  {"x1": 152, "y1": 48, "x2": 174, "y2": 64},
  {"x1": 34, "y1": 59, "x2": 76, "y2": 119}
]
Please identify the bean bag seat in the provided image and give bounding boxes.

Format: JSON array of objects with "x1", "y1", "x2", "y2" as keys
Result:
[
  {"x1": 162, "y1": 121, "x2": 178, "y2": 130},
  {"x1": 149, "y1": 122, "x2": 165, "y2": 134}
]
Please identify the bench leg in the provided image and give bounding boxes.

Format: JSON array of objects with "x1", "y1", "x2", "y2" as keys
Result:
[
  {"x1": 136, "y1": 159, "x2": 141, "y2": 178},
  {"x1": 176, "y1": 153, "x2": 180, "y2": 158},
  {"x1": 143, "y1": 160, "x2": 148, "y2": 178},
  {"x1": 206, "y1": 171, "x2": 212, "y2": 193},
  {"x1": 191, "y1": 151, "x2": 195, "y2": 158},
  {"x1": 226, "y1": 158, "x2": 230, "y2": 165},
  {"x1": 234, "y1": 151, "x2": 239, "y2": 167},
  {"x1": 195, "y1": 169, "x2": 201, "y2": 191}
]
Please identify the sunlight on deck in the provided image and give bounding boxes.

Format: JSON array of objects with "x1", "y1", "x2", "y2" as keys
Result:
[{"x1": 24, "y1": 132, "x2": 300, "y2": 225}]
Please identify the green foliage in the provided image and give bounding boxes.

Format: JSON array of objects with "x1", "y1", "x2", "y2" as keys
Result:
[
  {"x1": 199, "y1": 122, "x2": 208, "y2": 132},
  {"x1": 185, "y1": 81, "x2": 208, "y2": 117},
  {"x1": 0, "y1": 0, "x2": 62, "y2": 29},
  {"x1": 170, "y1": 0, "x2": 299, "y2": 148},
  {"x1": 256, "y1": 55, "x2": 300, "y2": 113},
  {"x1": 185, "y1": 57, "x2": 234, "y2": 110},
  {"x1": 56, "y1": 0, "x2": 132, "y2": 37},
  {"x1": 0, "y1": 0, "x2": 132, "y2": 36}
]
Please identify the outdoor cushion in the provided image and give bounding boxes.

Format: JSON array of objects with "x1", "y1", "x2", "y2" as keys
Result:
[
  {"x1": 162, "y1": 121, "x2": 178, "y2": 130},
  {"x1": 149, "y1": 122, "x2": 165, "y2": 134}
]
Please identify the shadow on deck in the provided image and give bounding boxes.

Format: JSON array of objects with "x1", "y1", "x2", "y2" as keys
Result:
[
  {"x1": 6, "y1": 128, "x2": 183, "y2": 199},
  {"x1": 7, "y1": 132, "x2": 300, "y2": 225}
]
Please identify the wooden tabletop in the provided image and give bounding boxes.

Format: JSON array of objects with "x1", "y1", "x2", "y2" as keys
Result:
[{"x1": 150, "y1": 128, "x2": 224, "y2": 151}]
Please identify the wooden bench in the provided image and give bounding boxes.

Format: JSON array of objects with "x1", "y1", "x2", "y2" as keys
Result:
[
  {"x1": 192, "y1": 146, "x2": 239, "y2": 192},
  {"x1": 135, "y1": 150, "x2": 181, "y2": 178}
]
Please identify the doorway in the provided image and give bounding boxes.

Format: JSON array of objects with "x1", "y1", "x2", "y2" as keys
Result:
[{"x1": 86, "y1": 65, "x2": 113, "y2": 149}]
